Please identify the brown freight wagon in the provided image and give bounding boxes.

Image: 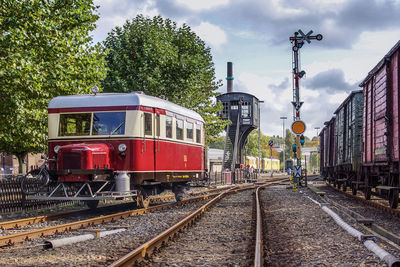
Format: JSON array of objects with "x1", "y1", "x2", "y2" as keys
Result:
[
  {"x1": 358, "y1": 40, "x2": 400, "y2": 208},
  {"x1": 319, "y1": 117, "x2": 336, "y2": 180},
  {"x1": 333, "y1": 90, "x2": 363, "y2": 192}
]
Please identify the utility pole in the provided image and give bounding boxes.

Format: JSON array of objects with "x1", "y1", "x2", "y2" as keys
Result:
[
  {"x1": 289, "y1": 30, "x2": 323, "y2": 188},
  {"x1": 258, "y1": 101, "x2": 264, "y2": 178},
  {"x1": 268, "y1": 140, "x2": 274, "y2": 177},
  {"x1": 315, "y1": 126, "x2": 320, "y2": 173},
  {"x1": 280, "y1": 116, "x2": 287, "y2": 171}
]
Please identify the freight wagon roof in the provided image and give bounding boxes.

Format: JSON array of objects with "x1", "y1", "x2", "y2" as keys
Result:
[
  {"x1": 48, "y1": 92, "x2": 204, "y2": 123},
  {"x1": 324, "y1": 116, "x2": 335, "y2": 126},
  {"x1": 333, "y1": 90, "x2": 363, "y2": 114},
  {"x1": 319, "y1": 126, "x2": 327, "y2": 137},
  {"x1": 359, "y1": 40, "x2": 400, "y2": 87}
]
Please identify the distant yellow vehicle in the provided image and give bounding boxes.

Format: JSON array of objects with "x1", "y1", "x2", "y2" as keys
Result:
[{"x1": 244, "y1": 156, "x2": 280, "y2": 172}]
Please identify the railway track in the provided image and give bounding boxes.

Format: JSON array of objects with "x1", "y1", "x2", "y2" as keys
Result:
[
  {"x1": 306, "y1": 182, "x2": 400, "y2": 266},
  {"x1": 325, "y1": 180, "x2": 400, "y2": 217},
  {"x1": 0, "y1": 186, "x2": 237, "y2": 247},
  {"x1": 110, "y1": 177, "x2": 288, "y2": 267}
]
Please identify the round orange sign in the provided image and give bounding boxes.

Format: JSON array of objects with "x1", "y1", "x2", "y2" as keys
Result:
[{"x1": 291, "y1": 120, "x2": 306, "y2": 135}]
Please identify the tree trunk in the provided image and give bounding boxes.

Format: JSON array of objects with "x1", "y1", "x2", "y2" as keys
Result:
[{"x1": 16, "y1": 153, "x2": 26, "y2": 174}]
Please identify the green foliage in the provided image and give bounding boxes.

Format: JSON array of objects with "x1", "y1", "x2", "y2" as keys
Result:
[
  {"x1": 208, "y1": 135, "x2": 226, "y2": 150},
  {"x1": 244, "y1": 130, "x2": 280, "y2": 158},
  {"x1": 102, "y1": 15, "x2": 226, "y2": 143},
  {"x1": 0, "y1": 0, "x2": 107, "y2": 170},
  {"x1": 285, "y1": 129, "x2": 296, "y2": 159}
]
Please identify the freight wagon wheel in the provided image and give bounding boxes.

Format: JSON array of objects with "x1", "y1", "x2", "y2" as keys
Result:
[
  {"x1": 85, "y1": 200, "x2": 99, "y2": 209},
  {"x1": 336, "y1": 182, "x2": 340, "y2": 189},
  {"x1": 389, "y1": 189, "x2": 399, "y2": 209},
  {"x1": 364, "y1": 187, "x2": 371, "y2": 200},
  {"x1": 342, "y1": 184, "x2": 347, "y2": 192},
  {"x1": 351, "y1": 186, "x2": 357, "y2": 195}
]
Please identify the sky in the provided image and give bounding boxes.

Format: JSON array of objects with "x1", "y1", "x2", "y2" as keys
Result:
[{"x1": 91, "y1": 0, "x2": 400, "y2": 138}]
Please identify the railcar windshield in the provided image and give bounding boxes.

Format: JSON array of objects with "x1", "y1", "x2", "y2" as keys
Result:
[
  {"x1": 59, "y1": 113, "x2": 91, "y2": 136},
  {"x1": 92, "y1": 112, "x2": 125, "y2": 135},
  {"x1": 58, "y1": 112, "x2": 126, "y2": 136}
]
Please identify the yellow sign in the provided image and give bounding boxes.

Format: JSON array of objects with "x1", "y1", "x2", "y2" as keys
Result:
[{"x1": 291, "y1": 120, "x2": 306, "y2": 135}]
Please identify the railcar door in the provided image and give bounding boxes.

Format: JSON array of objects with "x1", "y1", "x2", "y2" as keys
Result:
[
  {"x1": 154, "y1": 112, "x2": 161, "y2": 179},
  {"x1": 142, "y1": 109, "x2": 155, "y2": 180}
]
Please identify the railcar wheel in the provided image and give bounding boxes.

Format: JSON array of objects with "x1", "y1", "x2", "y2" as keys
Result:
[
  {"x1": 136, "y1": 195, "x2": 150, "y2": 209},
  {"x1": 342, "y1": 184, "x2": 347, "y2": 192},
  {"x1": 172, "y1": 184, "x2": 185, "y2": 202},
  {"x1": 389, "y1": 189, "x2": 399, "y2": 209},
  {"x1": 364, "y1": 187, "x2": 371, "y2": 200},
  {"x1": 85, "y1": 200, "x2": 99, "y2": 209}
]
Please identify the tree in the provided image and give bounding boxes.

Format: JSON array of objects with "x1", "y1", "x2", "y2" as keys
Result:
[
  {"x1": 0, "y1": 0, "x2": 107, "y2": 172},
  {"x1": 284, "y1": 129, "x2": 295, "y2": 161},
  {"x1": 243, "y1": 130, "x2": 280, "y2": 159},
  {"x1": 208, "y1": 135, "x2": 226, "y2": 150},
  {"x1": 102, "y1": 15, "x2": 226, "y2": 143}
]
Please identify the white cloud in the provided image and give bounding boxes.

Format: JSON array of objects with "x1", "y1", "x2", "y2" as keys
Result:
[
  {"x1": 175, "y1": 0, "x2": 229, "y2": 11},
  {"x1": 192, "y1": 22, "x2": 228, "y2": 50}
]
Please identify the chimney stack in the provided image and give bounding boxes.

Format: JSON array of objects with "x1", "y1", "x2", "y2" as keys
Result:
[{"x1": 227, "y1": 62, "x2": 234, "y2": 93}]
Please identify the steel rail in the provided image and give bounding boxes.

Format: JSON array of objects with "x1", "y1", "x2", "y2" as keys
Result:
[
  {"x1": 0, "y1": 195, "x2": 174, "y2": 231},
  {"x1": 109, "y1": 186, "x2": 249, "y2": 267},
  {"x1": 110, "y1": 178, "x2": 289, "y2": 267},
  {"x1": 0, "y1": 191, "x2": 230, "y2": 247},
  {"x1": 326, "y1": 182, "x2": 400, "y2": 217},
  {"x1": 253, "y1": 178, "x2": 289, "y2": 267},
  {"x1": 254, "y1": 186, "x2": 263, "y2": 267},
  {"x1": 0, "y1": 187, "x2": 233, "y2": 231}
]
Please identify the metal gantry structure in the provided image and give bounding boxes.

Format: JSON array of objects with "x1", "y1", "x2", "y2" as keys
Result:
[{"x1": 289, "y1": 30, "x2": 323, "y2": 186}]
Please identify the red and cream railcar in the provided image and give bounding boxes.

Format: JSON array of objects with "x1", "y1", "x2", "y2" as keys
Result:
[{"x1": 31, "y1": 92, "x2": 206, "y2": 208}]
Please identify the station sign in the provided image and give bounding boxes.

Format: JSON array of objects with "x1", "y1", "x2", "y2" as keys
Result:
[{"x1": 291, "y1": 120, "x2": 306, "y2": 135}]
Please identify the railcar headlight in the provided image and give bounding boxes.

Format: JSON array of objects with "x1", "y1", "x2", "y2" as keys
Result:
[
  {"x1": 118, "y1": 143, "x2": 127, "y2": 152},
  {"x1": 54, "y1": 145, "x2": 61, "y2": 154}
]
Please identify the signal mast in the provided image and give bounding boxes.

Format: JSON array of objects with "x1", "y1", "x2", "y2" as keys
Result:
[{"x1": 289, "y1": 30, "x2": 323, "y2": 189}]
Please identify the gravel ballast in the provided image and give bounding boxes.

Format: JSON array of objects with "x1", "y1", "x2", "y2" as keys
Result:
[
  {"x1": 148, "y1": 189, "x2": 255, "y2": 266},
  {"x1": 0, "y1": 199, "x2": 211, "y2": 266},
  {"x1": 262, "y1": 185, "x2": 389, "y2": 266}
]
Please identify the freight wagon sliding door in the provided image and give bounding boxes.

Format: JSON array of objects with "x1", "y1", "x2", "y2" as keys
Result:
[
  {"x1": 391, "y1": 51, "x2": 400, "y2": 161},
  {"x1": 373, "y1": 67, "x2": 388, "y2": 161}
]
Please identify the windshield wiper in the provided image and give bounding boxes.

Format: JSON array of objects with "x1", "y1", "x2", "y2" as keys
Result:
[{"x1": 110, "y1": 122, "x2": 124, "y2": 135}]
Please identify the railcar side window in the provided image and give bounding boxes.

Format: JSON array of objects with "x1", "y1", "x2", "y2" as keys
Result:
[
  {"x1": 92, "y1": 112, "x2": 126, "y2": 135},
  {"x1": 59, "y1": 113, "x2": 91, "y2": 136},
  {"x1": 186, "y1": 122, "x2": 193, "y2": 141},
  {"x1": 144, "y1": 113, "x2": 152, "y2": 135},
  {"x1": 176, "y1": 119, "x2": 183, "y2": 140},
  {"x1": 166, "y1": 116, "x2": 172, "y2": 138},
  {"x1": 196, "y1": 124, "x2": 201, "y2": 143}
]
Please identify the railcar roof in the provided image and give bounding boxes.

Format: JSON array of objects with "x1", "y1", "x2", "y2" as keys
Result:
[
  {"x1": 359, "y1": 40, "x2": 400, "y2": 87},
  {"x1": 333, "y1": 89, "x2": 363, "y2": 114},
  {"x1": 48, "y1": 92, "x2": 204, "y2": 123}
]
